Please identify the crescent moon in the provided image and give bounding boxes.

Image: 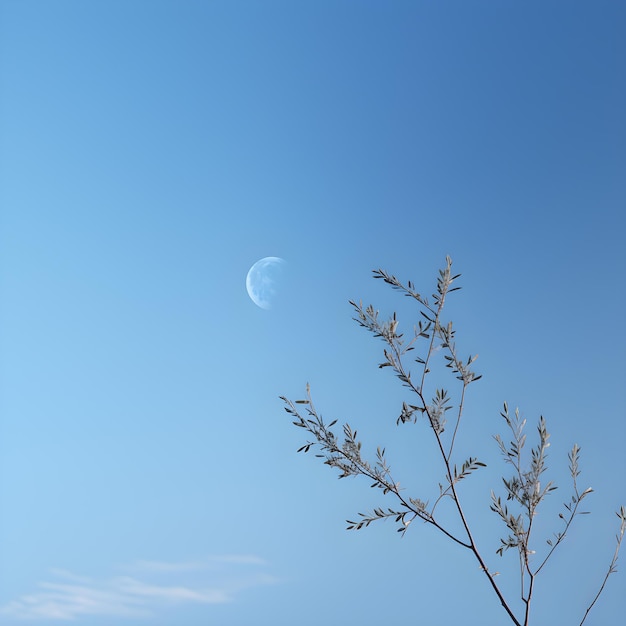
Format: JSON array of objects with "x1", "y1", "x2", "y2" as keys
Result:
[{"x1": 246, "y1": 257, "x2": 287, "y2": 310}]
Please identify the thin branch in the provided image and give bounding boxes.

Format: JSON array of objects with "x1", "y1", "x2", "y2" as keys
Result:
[
  {"x1": 447, "y1": 382, "x2": 467, "y2": 462},
  {"x1": 579, "y1": 507, "x2": 626, "y2": 625}
]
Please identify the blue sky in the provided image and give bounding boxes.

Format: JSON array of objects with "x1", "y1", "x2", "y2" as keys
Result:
[{"x1": 1, "y1": 1, "x2": 625, "y2": 624}]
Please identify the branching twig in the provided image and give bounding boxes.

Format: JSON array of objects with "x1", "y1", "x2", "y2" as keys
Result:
[
  {"x1": 579, "y1": 506, "x2": 626, "y2": 625},
  {"x1": 282, "y1": 388, "x2": 471, "y2": 548}
]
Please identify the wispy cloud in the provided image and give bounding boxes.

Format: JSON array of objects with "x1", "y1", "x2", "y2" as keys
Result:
[
  {"x1": 128, "y1": 554, "x2": 267, "y2": 573},
  {"x1": 1, "y1": 556, "x2": 277, "y2": 621}
]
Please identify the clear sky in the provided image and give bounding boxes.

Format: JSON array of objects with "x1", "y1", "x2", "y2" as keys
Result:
[{"x1": 1, "y1": 1, "x2": 625, "y2": 625}]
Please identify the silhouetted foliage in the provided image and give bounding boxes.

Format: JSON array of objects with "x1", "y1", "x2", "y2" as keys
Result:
[{"x1": 282, "y1": 257, "x2": 625, "y2": 626}]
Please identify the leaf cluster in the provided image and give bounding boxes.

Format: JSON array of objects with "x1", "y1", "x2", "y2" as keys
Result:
[{"x1": 282, "y1": 386, "x2": 437, "y2": 537}]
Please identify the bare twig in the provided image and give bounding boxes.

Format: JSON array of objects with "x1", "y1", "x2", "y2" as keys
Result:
[{"x1": 579, "y1": 506, "x2": 626, "y2": 625}]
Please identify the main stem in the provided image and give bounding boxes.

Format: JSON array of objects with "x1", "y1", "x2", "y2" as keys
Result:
[
  {"x1": 427, "y1": 389, "x2": 522, "y2": 626},
  {"x1": 398, "y1": 292, "x2": 522, "y2": 626}
]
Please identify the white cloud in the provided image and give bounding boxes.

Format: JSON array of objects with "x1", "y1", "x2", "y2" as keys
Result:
[
  {"x1": 0, "y1": 556, "x2": 277, "y2": 621},
  {"x1": 128, "y1": 554, "x2": 267, "y2": 573}
]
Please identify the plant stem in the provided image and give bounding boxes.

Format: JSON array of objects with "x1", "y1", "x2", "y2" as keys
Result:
[{"x1": 390, "y1": 295, "x2": 522, "y2": 626}]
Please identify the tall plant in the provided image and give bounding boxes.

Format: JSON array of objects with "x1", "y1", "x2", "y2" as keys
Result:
[{"x1": 281, "y1": 257, "x2": 625, "y2": 626}]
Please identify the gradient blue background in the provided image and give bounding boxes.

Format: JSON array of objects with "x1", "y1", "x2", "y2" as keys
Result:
[{"x1": 1, "y1": 1, "x2": 625, "y2": 624}]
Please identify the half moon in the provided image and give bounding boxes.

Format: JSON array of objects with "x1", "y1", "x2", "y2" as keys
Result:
[{"x1": 246, "y1": 257, "x2": 287, "y2": 310}]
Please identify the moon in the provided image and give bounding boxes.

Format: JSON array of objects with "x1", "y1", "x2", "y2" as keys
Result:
[{"x1": 246, "y1": 257, "x2": 287, "y2": 310}]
